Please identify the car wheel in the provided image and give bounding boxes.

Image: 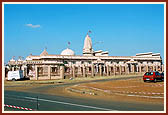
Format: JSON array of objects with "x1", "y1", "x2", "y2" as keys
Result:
[
  {"x1": 144, "y1": 80, "x2": 146, "y2": 82},
  {"x1": 12, "y1": 78, "x2": 16, "y2": 81}
]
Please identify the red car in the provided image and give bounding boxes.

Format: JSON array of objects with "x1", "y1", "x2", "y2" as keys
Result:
[{"x1": 143, "y1": 71, "x2": 163, "y2": 83}]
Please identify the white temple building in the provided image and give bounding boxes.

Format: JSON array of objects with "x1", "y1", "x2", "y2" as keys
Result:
[{"x1": 6, "y1": 33, "x2": 163, "y2": 80}]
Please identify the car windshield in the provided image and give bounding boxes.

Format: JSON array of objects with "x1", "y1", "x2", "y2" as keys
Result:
[{"x1": 145, "y1": 72, "x2": 153, "y2": 75}]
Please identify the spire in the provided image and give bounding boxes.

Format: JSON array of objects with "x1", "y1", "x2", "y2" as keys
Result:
[
  {"x1": 40, "y1": 48, "x2": 48, "y2": 56},
  {"x1": 83, "y1": 34, "x2": 92, "y2": 49},
  {"x1": 83, "y1": 31, "x2": 94, "y2": 56}
]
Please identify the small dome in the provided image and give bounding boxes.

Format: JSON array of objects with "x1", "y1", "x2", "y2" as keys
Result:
[
  {"x1": 61, "y1": 48, "x2": 75, "y2": 55},
  {"x1": 10, "y1": 58, "x2": 15, "y2": 62},
  {"x1": 18, "y1": 59, "x2": 23, "y2": 61}
]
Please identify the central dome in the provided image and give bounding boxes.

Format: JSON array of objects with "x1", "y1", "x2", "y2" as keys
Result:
[{"x1": 61, "y1": 48, "x2": 75, "y2": 55}]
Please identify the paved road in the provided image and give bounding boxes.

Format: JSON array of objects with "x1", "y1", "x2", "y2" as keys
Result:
[
  {"x1": 4, "y1": 76, "x2": 164, "y2": 111},
  {"x1": 4, "y1": 90, "x2": 164, "y2": 111}
]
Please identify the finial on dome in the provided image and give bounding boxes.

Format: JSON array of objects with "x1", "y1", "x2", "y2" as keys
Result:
[
  {"x1": 12, "y1": 56, "x2": 15, "y2": 59},
  {"x1": 10, "y1": 56, "x2": 15, "y2": 62},
  {"x1": 68, "y1": 42, "x2": 70, "y2": 49},
  {"x1": 87, "y1": 30, "x2": 92, "y2": 36}
]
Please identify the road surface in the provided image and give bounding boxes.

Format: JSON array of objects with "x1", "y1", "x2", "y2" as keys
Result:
[
  {"x1": 4, "y1": 90, "x2": 164, "y2": 111},
  {"x1": 4, "y1": 76, "x2": 164, "y2": 111}
]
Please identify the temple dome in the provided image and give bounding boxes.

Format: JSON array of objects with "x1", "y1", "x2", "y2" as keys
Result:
[
  {"x1": 10, "y1": 58, "x2": 15, "y2": 62},
  {"x1": 61, "y1": 48, "x2": 75, "y2": 55}
]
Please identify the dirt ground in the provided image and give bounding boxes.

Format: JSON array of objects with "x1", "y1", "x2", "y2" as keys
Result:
[
  {"x1": 4, "y1": 76, "x2": 164, "y2": 105},
  {"x1": 65, "y1": 77, "x2": 164, "y2": 105}
]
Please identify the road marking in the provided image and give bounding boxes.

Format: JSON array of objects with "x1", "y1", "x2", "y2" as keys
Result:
[
  {"x1": 127, "y1": 95, "x2": 164, "y2": 99},
  {"x1": 24, "y1": 96, "x2": 115, "y2": 111}
]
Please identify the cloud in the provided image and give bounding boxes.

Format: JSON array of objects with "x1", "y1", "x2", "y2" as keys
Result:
[{"x1": 26, "y1": 24, "x2": 41, "y2": 28}]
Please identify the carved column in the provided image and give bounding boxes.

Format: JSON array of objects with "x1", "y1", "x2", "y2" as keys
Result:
[
  {"x1": 103, "y1": 65, "x2": 106, "y2": 75},
  {"x1": 125, "y1": 64, "x2": 127, "y2": 74},
  {"x1": 48, "y1": 65, "x2": 51, "y2": 79},
  {"x1": 12, "y1": 67, "x2": 14, "y2": 71},
  {"x1": 99, "y1": 65, "x2": 102, "y2": 76},
  {"x1": 119, "y1": 65, "x2": 122, "y2": 75},
  {"x1": 131, "y1": 64, "x2": 135, "y2": 73},
  {"x1": 83, "y1": 65, "x2": 86, "y2": 77},
  {"x1": 72, "y1": 65, "x2": 75, "y2": 78},
  {"x1": 91, "y1": 64, "x2": 94, "y2": 77},
  {"x1": 113, "y1": 65, "x2": 116, "y2": 76},
  {"x1": 77, "y1": 66, "x2": 81, "y2": 75},
  {"x1": 96, "y1": 65, "x2": 99, "y2": 73},
  {"x1": 139, "y1": 64, "x2": 142, "y2": 73},
  {"x1": 25, "y1": 67, "x2": 28, "y2": 77},
  {"x1": 60, "y1": 66, "x2": 65, "y2": 79},
  {"x1": 156, "y1": 65, "x2": 158, "y2": 71},
  {"x1": 86, "y1": 66, "x2": 89, "y2": 75},
  {"x1": 146, "y1": 65, "x2": 148, "y2": 72},
  {"x1": 136, "y1": 65, "x2": 139, "y2": 73},
  {"x1": 162, "y1": 65, "x2": 164, "y2": 72},
  {"x1": 106, "y1": 65, "x2": 109, "y2": 76},
  {"x1": 35, "y1": 65, "x2": 38, "y2": 80},
  {"x1": 153, "y1": 65, "x2": 155, "y2": 71},
  {"x1": 70, "y1": 66, "x2": 73, "y2": 75},
  {"x1": 109, "y1": 66, "x2": 112, "y2": 76}
]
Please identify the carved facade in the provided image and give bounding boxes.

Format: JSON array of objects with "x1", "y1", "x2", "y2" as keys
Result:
[{"x1": 6, "y1": 34, "x2": 163, "y2": 80}]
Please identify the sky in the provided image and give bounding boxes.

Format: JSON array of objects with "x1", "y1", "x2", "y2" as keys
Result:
[{"x1": 4, "y1": 3, "x2": 165, "y2": 64}]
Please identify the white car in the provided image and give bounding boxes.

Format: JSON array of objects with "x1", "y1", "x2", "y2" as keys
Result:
[{"x1": 8, "y1": 70, "x2": 24, "y2": 81}]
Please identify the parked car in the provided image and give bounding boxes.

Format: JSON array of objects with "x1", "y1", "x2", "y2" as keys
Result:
[
  {"x1": 143, "y1": 71, "x2": 163, "y2": 83},
  {"x1": 160, "y1": 72, "x2": 164, "y2": 81},
  {"x1": 8, "y1": 70, "x2": 24, "y2": 81}
]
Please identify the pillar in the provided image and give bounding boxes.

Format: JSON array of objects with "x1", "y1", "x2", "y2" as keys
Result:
[
  {"x1": 35, "y1": 65, "x2": 38, "y2": 80},
  {"x1": 162, "y1": 65, "x2": 164, "y2": 72},
  {"x1": 78, "y1": 66, "x2": 82, "y2": 74},
  {"x1": 86, "y1": 66, "x2": 89, "y2": 75},
  {"x1": 91, "y1": 64, "x2": 94, "y2": 77},
  {"x1": 103, "y1": 65, "x2": 106, "y2": 75},
  {"x1": 12, "y1": 67, "x2": 14, "y2": 71},
  {"x1": 60, "y1": 66, "x2": 65, "y2": 79},
  {"x1": 146, "y1": 65, "x2": 148, "y2": 72},
  {"x1": 25, "y1": 67, "x2": 28, "y2": 77},
  {"x1": 139, "y1": 64, "x2": 142, "y2": 73},
  {"x1": 70, "y1": 66, "x2": 73, "y2": 75},
  {"x1": 48, "y1": 65, "x2": 51, "y2": 79},
  {"x1": 153, "y1": 65, "x2": 155, "y2": 71},
  {"x1": 109, "y1": 66, "x2": 112, "y2": 76},
  {"x1": 72, "y1": 65, "x2": 75, "y2": 78},
  {"x1": 113, "y1": 65, "x2": 116, "y2": 76},
  {"x1": 125, "y1": 65, "x2": 127, "y2": 74},
  {"x1": 136, "y1": 65, "x2": 139, "y2": 73},
  {"x1": 99, "y1": 65, "x2": 102, "y2": 76},
  {"x1": 156, "y1": 66, "x2": 158, "y2": 71},
  {"x1": 83, "y1": 65, "x2": 86, "y2": 77},
  {"x1": 96, "y1": 65, "x2": 99, "y2": 73},
  {"x1": 119, "y1": 65, "x2": 122, "y2": 75},
  {"x1": 131, "y1": 64, "x2": 135, "y2": 73},
  {"x1": 133, "y1": 64, "x2": 135, "y2": 73},
  {"x1": 106, "y1": 65, "x2": 109, "y2": 76}
]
